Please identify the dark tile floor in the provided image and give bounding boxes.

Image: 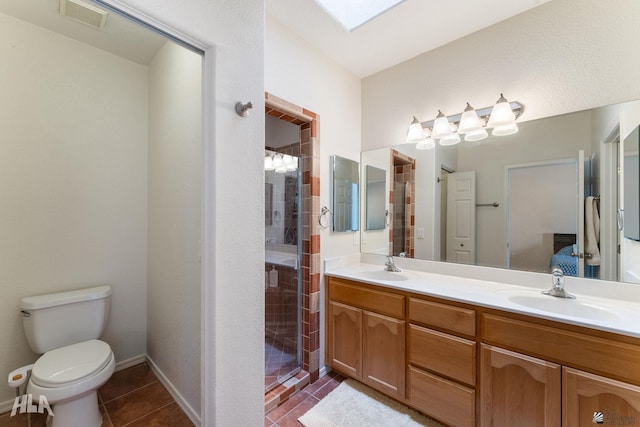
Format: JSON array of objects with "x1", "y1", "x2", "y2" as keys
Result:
[
  {"x1": 265, "y1": 370, "x2": 345, "y2": 427},
  {"x1": 0, "y1": 363, "x2": 193, "y2": 427},
  {"x1": 265, "y1": 322, "x2": 299, "y2": 390}
]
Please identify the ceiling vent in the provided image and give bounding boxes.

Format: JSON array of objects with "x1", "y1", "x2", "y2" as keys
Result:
[{"x1": 60, "y1": 0, "x2": 108, "y2": 30}]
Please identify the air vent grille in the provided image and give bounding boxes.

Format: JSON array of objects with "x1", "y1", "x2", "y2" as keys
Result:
[{"x1": 60, "y1": 0, "x2": 108, "y2": 30}]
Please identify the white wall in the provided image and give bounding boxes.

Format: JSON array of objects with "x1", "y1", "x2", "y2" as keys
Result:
[
  {"x1": 362, "y1": 0, "x2": 640, "y2": 153},
  {"x1": 0, "y1": 13, "x2": 148, "y2": 405},
  {"x1": 147, "y1": 41, "x2": 202, "y2": 416},
  {"x1": 266, "y1": 16, "x2": 362, "y2": 259},
  {"x1": 265, "y1": 15, "x2": 362, "y2": 369}
]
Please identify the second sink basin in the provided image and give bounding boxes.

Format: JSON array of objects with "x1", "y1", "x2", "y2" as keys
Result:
[{"x1": 496, "y1": 289, "x2": 619, "y2": 321}]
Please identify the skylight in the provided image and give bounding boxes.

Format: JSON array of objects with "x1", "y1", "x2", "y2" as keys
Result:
[{"x1": 313, "y1": 0, "x2": 406, "y2": 32}]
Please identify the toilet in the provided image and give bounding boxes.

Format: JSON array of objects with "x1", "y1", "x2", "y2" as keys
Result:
[{"x1": 19, "y1": 286, "x2": 115, "y2": 427}]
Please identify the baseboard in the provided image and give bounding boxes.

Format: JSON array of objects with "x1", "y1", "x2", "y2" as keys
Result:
[
  {"x1": 145, "y1": 355, "x2": 201, "y2": 426},
  {"x1": 0, "y1": 396, "x2": 15, "y2": 415},
  {"x1": 115, "y1": 353, "x2": 147, "y2": 372},
  {"x1": 319, "y1": 365, "x2": 329, "y2": 379}
]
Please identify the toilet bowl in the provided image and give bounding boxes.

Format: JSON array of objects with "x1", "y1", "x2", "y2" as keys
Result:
[
  {"x1": 27, "y1": 340, "x2": 115, "y2": 427},
  {"x1": 17, "y1": 286, "x2": 114, "y2": 427}
]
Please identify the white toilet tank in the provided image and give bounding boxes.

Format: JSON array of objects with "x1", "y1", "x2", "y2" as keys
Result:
[{"x1": 20, "y1": 286, "x2": 112, "y2": 354}]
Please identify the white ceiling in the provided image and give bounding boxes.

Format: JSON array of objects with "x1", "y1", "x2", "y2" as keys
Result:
[
  {"x1": 267, "y1": 0, "x2": 551, "y2": 78},
  {"x1": 0, "y1": 0, "x2": 166, "y2": 65}
]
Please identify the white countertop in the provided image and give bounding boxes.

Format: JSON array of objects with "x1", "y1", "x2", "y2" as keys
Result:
[{"x1": 325, "y1": 259, "x2": 640, "y2": 339}]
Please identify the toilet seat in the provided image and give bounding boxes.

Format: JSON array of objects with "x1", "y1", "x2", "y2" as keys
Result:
[{"x1": 31, "y1": 340, "x2": 112, "y2": 387}]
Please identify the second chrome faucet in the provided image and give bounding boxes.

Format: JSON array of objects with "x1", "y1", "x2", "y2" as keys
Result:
[
  {"x1": 542, "y1": 267, "x2": 575, "y2": 299},
  {"x1": 384, "y1": 256, "x2": 401, "y2": 272}
]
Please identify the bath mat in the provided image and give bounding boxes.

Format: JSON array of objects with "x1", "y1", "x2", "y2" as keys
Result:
[{"x1": 298, "y1": 379, "x2": 444, "y2": 427}]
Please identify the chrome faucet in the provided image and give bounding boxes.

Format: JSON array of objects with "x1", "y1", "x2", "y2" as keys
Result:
[
  {"x1": 542, "y1": 267, "x2": 575, "y2": 299},
  {"x1": 384, "y1": 256, "x2": 401, "y2": 272}
]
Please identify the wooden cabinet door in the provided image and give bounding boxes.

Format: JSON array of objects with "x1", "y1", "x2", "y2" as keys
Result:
[
  {"x1": 481, "y1": 344, "x2": 561, "y2": 427},
  {"x1": 363, "y1": 310, "x2": 406, "y2": 400},
  {"x1": 563, "y1": 367, "x2": 640, "y2": 427},
  {"x1": 328, "y1": 301, "x2": 362, "y2": 379}
]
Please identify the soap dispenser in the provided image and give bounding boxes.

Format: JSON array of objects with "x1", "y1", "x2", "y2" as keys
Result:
[{"x1": 269, "y1": 266, "x2": 278, "y2": 288}]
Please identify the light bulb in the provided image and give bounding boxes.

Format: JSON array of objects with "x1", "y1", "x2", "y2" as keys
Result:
[
  {"x1": 264, "y1": 155, "x2": 274, "y2": 171},
  {"x1": 492, "y1": 122, "x2": 519, "y2": 136},
  {"x1": 458, "y1": 103, "x2": 483, "y2": 134},
  {"x1": 272, "y1": 154, "x2": 283, "y2": 168},
  {"x1": 406, "y1": 116, "x2": 427, "y2": 143},
  {"x1": 431, "y1": 110, "x2": 453, "y2": 139},
  {"x1": 439, "y1": 133, "x2": 461, "y2": 146},
  {"x1": 464, "y1": 127, "x2": 488, "y2": 142},
  {"x1": 488, "y1": 94, "x2": 517, "y2": 130},
  {"x1": 416, "y1": 137, "x2": 435, "y2": 150}
]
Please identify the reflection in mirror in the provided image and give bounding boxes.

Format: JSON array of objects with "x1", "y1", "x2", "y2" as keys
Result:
[
  {"x1": 331, "y1": 155, "x2": 360, "y2": 232},
  {"x1": 361, "y1": 100, "x2": 640, "y2": 284},
  {"x1": 624, "y1": 126, "x2": 640, "y2": 241},
  {"x1": 365, "y1": 165, "x2": 386, "y2": 231}
]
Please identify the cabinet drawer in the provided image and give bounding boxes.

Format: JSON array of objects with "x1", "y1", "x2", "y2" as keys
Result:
[
  {"x1": 329, "y1": 278, "x2": 405, "y2": 318},
  {"x1": 409, "y1": 324, "x2": 476, "y2": 386},
  {"x1": 409, "y1": 297, "x2": 475, "y2": 336},
  {"x1": 482, "y1": 313, "x2": 640, "y2": 385},
  {"x1": 408, "y1": 365, "x2": 475, "y2": 427}
]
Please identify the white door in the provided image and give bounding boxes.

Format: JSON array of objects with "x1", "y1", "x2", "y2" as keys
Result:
[
  {"x1": 446, "y1": 171, "x2": 476, "y2": 264},
  {"x1": 506, "y1": 160, "x2": 578, "y2": 274},
  {"x1": 577, "y1": 150, "x2": 585, "y2": 277}
]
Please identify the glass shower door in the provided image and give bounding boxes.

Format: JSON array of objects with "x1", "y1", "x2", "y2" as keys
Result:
[{"x1": 264, "y1": 150, "x2": 302, "y2": 392}]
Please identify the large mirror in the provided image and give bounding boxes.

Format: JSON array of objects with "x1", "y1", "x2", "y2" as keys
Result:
[
  {"x1": 624, "y1": 125, "x2": 640, "y2": 241},
  {"x1": 362, "y1": 100, "x2": 640, "y2": 284},
  {"x1": 365, "y1": 165, "x2": 386, "y2": 231},
  {"x1": 331, "y1": 155, "x2": 360, "y2": 232}
]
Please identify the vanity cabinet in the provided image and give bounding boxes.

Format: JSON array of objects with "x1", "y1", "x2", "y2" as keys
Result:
[
  {"x1": 325, "y1": 273, "x2": 640, "y2": 427},
  {"x1": 480, "y1": 344, "x2": 561, "y2": 427},
  {"x1": 327, "y1": 277, "x2": 406, "y2": 400},
  {"x1": 481, "y1": 313, "x2": 640, "y2": 427}
]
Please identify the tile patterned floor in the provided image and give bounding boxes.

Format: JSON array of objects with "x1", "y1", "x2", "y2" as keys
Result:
[
  {"x1": 265, "y1": 371, "x2": 345, "y2": 427},
  {"x1": 265, "y1": 322, "x2": 299, "y2": 390},
  {"x1": 0, "y1": 363, "x2": 193, "y2": 427}
]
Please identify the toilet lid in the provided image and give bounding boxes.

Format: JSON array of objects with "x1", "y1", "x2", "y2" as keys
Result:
[{"x1": 32, "y1": 340, "x2": 112, "y2": 387}]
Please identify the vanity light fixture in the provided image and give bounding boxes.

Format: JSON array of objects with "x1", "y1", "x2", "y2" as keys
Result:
[
  {"x1": 405, "y1": 94, "x2": 523, "y2": 149},
  {"x1": 264, "y1": 155, "x2": 274, "y2": 171},
  {"x1": 264, "y1": 152, "x2": 299, "y2": 173},
  {"x1": 407, "y1": 116, "x2": 436, "y2": 150},
  {"x1": 458, "y1": 103, "x2": 488, "y2": 142},
  {"x1": 487, "y1": 93, "x2": 519, "y2": 136},
  {"x1": 431, "y1": 110, "x2": 454, "y2": 140},
  {"x1": 406, "y1": 116, "x2": 427, "y2": 143}
]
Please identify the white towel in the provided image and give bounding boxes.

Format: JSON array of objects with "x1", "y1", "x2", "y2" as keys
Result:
[{"x1": 585, "y1": 196, "x2": 601, "y2": 266}]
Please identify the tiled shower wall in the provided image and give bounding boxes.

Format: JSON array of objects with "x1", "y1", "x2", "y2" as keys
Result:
[
  {"x1": 389, "y1": 149, "x2": 415, "y2": 258},
  {"x1": 265, "y1": 93, "x2": 321, "y2": 386}
]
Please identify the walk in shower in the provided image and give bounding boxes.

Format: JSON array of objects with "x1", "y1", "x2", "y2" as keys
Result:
[{"x1": 264, "y1": 147, "x2": 302, "y2": 392}]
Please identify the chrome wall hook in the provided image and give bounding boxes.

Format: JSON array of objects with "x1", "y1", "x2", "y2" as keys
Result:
[{"x1": 235, "y1": 101, "x2": 253, "y2": 117}]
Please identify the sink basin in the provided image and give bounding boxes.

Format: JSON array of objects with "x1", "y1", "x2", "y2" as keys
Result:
[
  {"x1": 496, "y1": 289, "x2": 619, "y2": 321},
  {"x1": 357, "y1": 270, "x2": 411, "y2": 282}
]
